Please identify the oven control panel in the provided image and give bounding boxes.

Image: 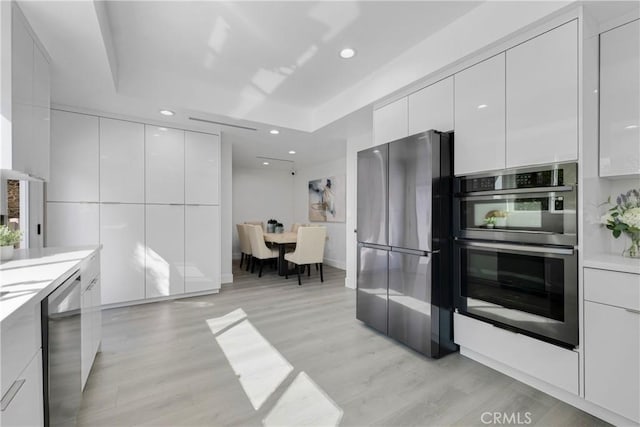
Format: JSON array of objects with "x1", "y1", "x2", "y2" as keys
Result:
[{"x1": 460, "y1": 168, "x2": 565, "y2": 193}]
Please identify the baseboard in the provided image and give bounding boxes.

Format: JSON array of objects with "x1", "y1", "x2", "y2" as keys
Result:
[
  {"x1": 460, "y1": 347, "x2": 638, "y2": 426},
  {"x1": 324, "y1": 258, "x2": 346, "y2": 270},
  {"x1": 101, "y1": 288, "x2": 221, "y2": 310},
  {"x1": 221, "y1": 273, "x2": 233, "y2": 284}
]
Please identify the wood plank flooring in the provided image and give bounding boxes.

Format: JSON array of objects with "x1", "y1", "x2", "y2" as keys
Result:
[{"x1": 78, "y1": 263, "x2": 608, "y2": 426}]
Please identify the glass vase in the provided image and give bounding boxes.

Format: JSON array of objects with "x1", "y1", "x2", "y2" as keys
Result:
[{"x1": 624, "y1": 232, "x2": 640, "y2": 258}]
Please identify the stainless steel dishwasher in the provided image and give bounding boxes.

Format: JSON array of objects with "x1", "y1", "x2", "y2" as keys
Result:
[{"x1": 41, "y1": 269, "x2": 82, "y2": 427}]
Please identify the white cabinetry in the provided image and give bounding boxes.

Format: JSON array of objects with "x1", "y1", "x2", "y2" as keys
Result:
[
  {"x1": 81, "y1": 253, "x2": 101, "y2": 390},
  {"x1": 100, "y1": 118, "x2": 145, "y2": 203},
  {"x1": 506, "y1": 20, "x2": 578, "y2": 168},
  {"x1": 145, "y1": 204, "x2": 185, "y2": 298},
  {"x1": 373, "y1": 98, "x2": 408, "y2": 145},
  {"x1": 599, "y1": 19, "x2": 640, "y2": 177},
  {"x1": 48, "y1": 110, "x2": 99, "y2": 202},
  {"x1": 100, "y1": 204, "x2": 145, "y2": 305},
  {"x1": 185, "y1": 131, "x2": 220, "y2": 205},
  {"x1": 46, "y1": 202, "x2": 99, "y2": 247},
  {"x1": 185, "y1": 205, "x2": 221, "y2": 293},
  {"x1": 0, "y1": 351, "x2": 43, "y2": 427},
  {"x1": 408, "y1": 77, "x2": 454, "y2": 135},
  {"x1": 584, "y1": 268, "x2": 640, "y2": 423},
  {"x1": 454, "y1": 54, "x2": 506, "y2": 175},
  {"x1": 145, "y1": 126, "x2": 184, "y2": 204},
  {"x1": 1, "y1": 4, "x2": 50, "y2": 181}
]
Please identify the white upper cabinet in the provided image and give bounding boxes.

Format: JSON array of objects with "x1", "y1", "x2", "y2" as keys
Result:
[
  {"x1": 145, "y1": 126, "x2": 184, "y2": 204},
  {"x1": 600, "y1": 19, "x2": 640, "y2": 177},
  {"x1": 374, "y1": 97, "x2": 408, "y2": 145},
  {"x1": 454, "y1": 53, "x2": 506, "y2": 175},
  {"x1": 185, "y1": 205, "x2": 221, "y2": 293},
  {"x1": 48, "y1": 110, "x2": 99, "y2": 202},
  {"x1": 3, "y1": 5, "x2": 50, "y2": 181},
  {"x1": 100, "y1": 203, "x2": 145, "y2": 305},
  {"x1": 185, "y1": 131, "x2": 220, "y2": 205},
  {"x1": 100, "y1": 118, "x2": 145, "y2": 203},
  {"x1": 145, "y1": 204, "x2": 185, "y2": 298},
  {"x1": 506, "y1": 20, "x2": 578, "y2": 168},
  {"x1": 408, "y1": 76, "x2": 454, "y2": 135}
]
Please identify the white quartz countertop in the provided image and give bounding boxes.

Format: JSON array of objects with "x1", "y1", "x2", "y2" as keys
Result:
[
  {"x1": 583, "y1": 253, "x2": 640, "y2": 275},
  {"x1": 0, "y1": 246, "x2": 100, "y2": 324}
]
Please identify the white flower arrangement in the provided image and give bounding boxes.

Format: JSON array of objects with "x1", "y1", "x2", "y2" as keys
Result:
[{"x1": 601, "y1": 189, "x2": 640, "y2": 257}]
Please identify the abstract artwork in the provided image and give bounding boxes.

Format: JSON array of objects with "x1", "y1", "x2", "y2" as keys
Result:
[{"x1": 308, "y1": 175, "x2": 346, "y2": 222}]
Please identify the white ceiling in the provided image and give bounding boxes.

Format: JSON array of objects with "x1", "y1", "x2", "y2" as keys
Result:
[{"x1": 19, "y1": 0, "x2": 613, "y2": 169}]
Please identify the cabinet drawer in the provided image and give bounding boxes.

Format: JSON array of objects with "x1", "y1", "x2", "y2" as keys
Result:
[
  {"x1": 0, "y1": 302, "x2": 40, "y2": 397},
  {"x1": 0, "y1": 351, "x2": 43, "y2": 427},
  {"x1": 584, "y1": 268, "x2": 640, "y2": 311},
  {"x1": 454, "y1": 313, "x2": 579, "y2": 395},
  {"x1": 81, "y1": 251, "x2": 100, "y2": 289}
]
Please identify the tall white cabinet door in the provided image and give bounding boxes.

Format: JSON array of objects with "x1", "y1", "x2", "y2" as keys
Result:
[
  {"x1": 506, "y1": 20, "x2": 578, "y2": 168},
  {"x1": 408, "y1": 76, "x2": 454, "y2": 134},
  {"x1": 100, "y1": 204, "x2": 145, "y2": 305},
  {"x1": 454, "y1": 53, "x2": 506, "y2": 175},
  {"x1": 600, "y1": 19, "x2": 640, "y2": 177},
  {"x1": 32, "y1": 46, "x2": 51, "y2": 181},
  {"x1": 45, "y1": 202, "x2": 99, "y2": 247},
  {"x1": 185, "y1": 131, "x2": 220, "y2": 205},
  {"x1": 100, "y1": 118, "x2": 145, "y2": 203},
  {"x1": 145, "y1": 126, "x2": 184, "y2": 204},
  {"x1": 373, "y1": 97, "x2": 408, "y2": 145},
  {"x1": 145, "y1": 204, "x2": 185, "y2": 298},
  {"x1": 11, "y1": 6, "x2": 32, "y2": 106},
  {"x1": 585, "y1": 301, "x2": 640, "y2": 423},
  {"x1": 48, "y1": 111, "x2": 99, "y2": 202},
  {"x1": 185, "y1": 205, "x2": 220, "y2": 293}
]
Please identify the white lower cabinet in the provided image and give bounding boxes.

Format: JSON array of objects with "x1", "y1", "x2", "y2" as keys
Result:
[
  {"x1": 0, "y1": 351, "x2": 43, "y2": 427},
  {"x1": 81, "y1": 253, "x2": 101, "y2": 390},
  {"x1": 100, "y1": 204, "x2": 145, "y2": 305},
  {"x1": 46, "y1": 202, "x2": 99, "y2": 247},
  {"x1": 584, "y1": 268, "x2": 640, "y2": 423},
  {"x1": 145, "y1": 205, "x2": 185, "y2": 298},
  {"x1": 185, "y1": 205, "x2": 220, "y2": 293}
]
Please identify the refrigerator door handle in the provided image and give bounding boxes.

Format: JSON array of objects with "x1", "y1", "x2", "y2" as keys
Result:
[
  {"x1": 360, "y1": 243, "x2": 392, "y2": 251},
  {"x1": 390, "y1": 247, "x2": 439, "y2": 256}
]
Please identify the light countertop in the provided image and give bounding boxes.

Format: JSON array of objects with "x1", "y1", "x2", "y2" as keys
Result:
[
  {"x1": 583, "y1": 253, "x2": 640, "y2": 275},
  {"x1": 0, "y1": 246, "x2": 100, "y2": 323}
]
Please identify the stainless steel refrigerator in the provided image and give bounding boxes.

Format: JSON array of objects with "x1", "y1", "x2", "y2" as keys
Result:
[{"x1": 356, "y1": 130, "x2": 456, "y2": 358}]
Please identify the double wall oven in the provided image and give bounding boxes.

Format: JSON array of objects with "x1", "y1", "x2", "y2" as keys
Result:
[{"x1": 453, "y1": 163, "x2": 578, "y2": 348}]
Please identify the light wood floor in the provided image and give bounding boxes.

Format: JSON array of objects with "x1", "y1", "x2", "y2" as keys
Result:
[{"x1": 78, "y1": 262, "x2": 608, "y2": 426}]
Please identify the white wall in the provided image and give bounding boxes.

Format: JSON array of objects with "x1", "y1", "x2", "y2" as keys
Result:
[
  {"x1": 232, "y1": 167, "x2": 294, "y2": 258},
  {"x1": 293, "y1": 157, "x2": 347, "y2": 270},
  {"x1": 220, "y1": 137, "x2": 232, "y2": 283},
  {"x1": 345, "y1": 131, "x2": 374, "y2": 289}
]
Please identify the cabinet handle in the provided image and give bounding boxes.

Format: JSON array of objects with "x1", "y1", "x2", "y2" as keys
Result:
[
  {"x1": 87, "y1": 278, "x2": 98, "y2": 291},
  {"x1": 1, "y1": 379, "x2": 25, "y2": 411},
  {"x1": 625, "y1": 308, "x2": 640, "y2": 315},
  {"x1": 27, "y1": 173, "x2": 45, "y2": 181}
]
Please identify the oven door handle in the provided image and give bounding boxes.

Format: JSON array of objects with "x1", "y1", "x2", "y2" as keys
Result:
[
  {"x1": 457, "y1": 185, "x2": 574, "y2": 198},
  {"x1": 462, "y1": 240, "x2": 575, "y2": 256}
]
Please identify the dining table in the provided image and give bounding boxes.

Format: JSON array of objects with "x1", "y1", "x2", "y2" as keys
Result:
[{"x1": 263, "y1": 231, "x2": 297, "y2": 276}]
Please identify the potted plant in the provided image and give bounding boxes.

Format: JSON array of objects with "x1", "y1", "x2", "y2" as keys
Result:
[
  {"x1": 267, "y1": 219, "x2": 277, "y2": 233},
  {"x1": 275, "y1": 222, "x2": 284, "y2": 233},
  {"x1": 483, "y1": 216, "x2": 497, "y2": 229},
  {"x1": 601, "y1": 189, "x2": 640, "y2": 258},
  {"x1": 0, "y1": 225, "x2": 22, "y2": 261}
]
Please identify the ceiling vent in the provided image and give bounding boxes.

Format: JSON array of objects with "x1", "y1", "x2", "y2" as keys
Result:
[{"x1": 189, "y1": 116, "x2": 257, "y2": 131}]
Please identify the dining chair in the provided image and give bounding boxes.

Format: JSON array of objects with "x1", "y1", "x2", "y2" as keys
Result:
[
  {"x1": 284, "y1": 226, "x2": 327, "y2": 286},
  {"x1": 291, "y1": 223, "x2": 301, "y2": 233},
  {"x1": 244, "y1": 221, "x2": 264, "y2": 231},
  {"x1": 246, "y1": 224, "x2": 279, "y2": 277},
  {"x1": 236, "y1": 224, "x2": 252, "y2": 271}
]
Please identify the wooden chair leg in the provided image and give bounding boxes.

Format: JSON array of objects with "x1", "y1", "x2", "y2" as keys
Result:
[
  {"x1": 320, "y1": 263, "x2": 324, "y2": 282},
  {"x1": 239, "y1": 253, "x2": 244, "y2": 268},
  {"x1": 285, "y1": 264, "x2": 289, "y2": 279},
  {"x1": 259, "y1": 259, "x2": 264, "y2": 277},
  {"x1": 251, "y1": 257, "x2": 256, "y2": 273},
  {"x1": 246, "y1": 256, "x2": 251, "y2": 271},
  {"x1": 315, "y1": 263, "x2": 319, "y2": 271},
  {"x1": 307, "y1": 264, "x2": 311, "y2": 277},
  {"x1": 297, "y1": 264, "x2": 302, "y2": 286}
]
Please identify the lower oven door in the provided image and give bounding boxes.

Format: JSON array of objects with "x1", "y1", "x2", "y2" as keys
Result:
[{"x1": 454, "y1": 240, "x2": 578, "y2": 347}]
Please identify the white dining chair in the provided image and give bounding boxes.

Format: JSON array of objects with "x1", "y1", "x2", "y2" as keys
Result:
[
  {"x1": 246, "y1": 224, "x2": 279, "y2": 277},
  {"x1": 284, "y1": 226, "x2": 326, "y2": 286},
  {"x1": 236, "y1": 224, "x2": 252, "y2": 271}
]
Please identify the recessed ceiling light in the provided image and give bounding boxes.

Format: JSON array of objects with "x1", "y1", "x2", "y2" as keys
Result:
[
  {"x1": 625, "y1": 124, "x2": 638, "y2": 130},
  {"x1": 158, "y1": 127, "x2": 168, "y2": 131},
  {"x1": 269, "y1": 129, "x2": 280, "y2": 135},
  {"x1": 340, "y1": 48, "x2": 356, "y2": 59},
  {"x1": 159, "y1": 109, "x2": 175, "y2": 116},
  {"x1": 263, "y1": 161, "x2": 270, "y2": 165},
  {"x1": 288, "y1": 150, "x2": 296, "y2": 154},
  {"x1": 477, "y1": 104, "x2": 488, "y2": 109},
  {"x1": 373, "y1": 149, "x2": 380, "y2": 153}
]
